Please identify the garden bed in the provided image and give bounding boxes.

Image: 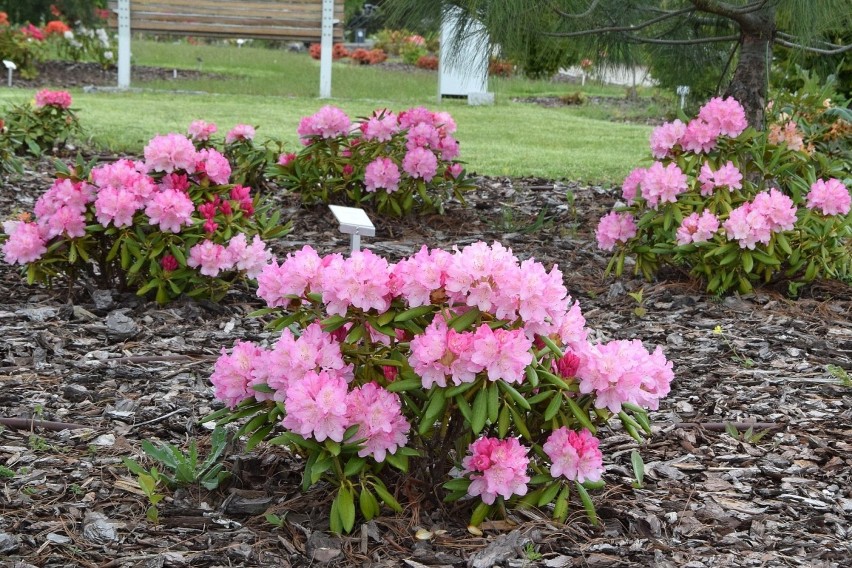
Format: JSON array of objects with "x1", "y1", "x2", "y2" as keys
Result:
[{"x1": 1, "y1": 156, "x2": 850, "y2": 567}]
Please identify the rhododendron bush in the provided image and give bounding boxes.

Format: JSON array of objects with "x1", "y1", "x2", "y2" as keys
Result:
[
  {"x1": 204, "y1": 242, "x2": 674, "y2": 532},
  {"x1": 2, "y1": 89, "x2": 81, "y2": 156},
  {"x1": 597, "y1": 96, "x2": 851, "y2": 295},
  {"x1": 1, "y1": 128, "x2": 290, "y2": 303},
  {"x1": 270, "y1": 105, "x2": 474, "y2": 216}
]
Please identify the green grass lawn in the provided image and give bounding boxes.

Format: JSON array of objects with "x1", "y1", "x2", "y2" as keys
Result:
[{"x1": 3, "y1": 39, "x2": 659, "y2": 183}]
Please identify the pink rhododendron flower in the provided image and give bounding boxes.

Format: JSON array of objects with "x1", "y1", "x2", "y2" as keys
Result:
[
  {"x1": 698, "y1": 162, "x2": 716, "y2": 195},
  {"x1": 576, "y1": 339, "x2": 674, "y2": 412},
  {"x1": 144, "y1": 133, "x2": 197, "y2": 174},
  {"x1": 470, "y1": 324, "x2": 533, "y2": 384},
  {"x1": 187, "y1": 120, "x2": 217, "y2": 141},
  {"x1": 621, "y1": 167, "x2": 646, "y2": 204},
  {"x1": 408, "y1": 316, "x2": 481, "y2": 388},
  {"x1": 697, "y1": 97, "x2": 747, "y2": 138},
  {"x1": 196, "y1": 148, "x2": 232, "y2": 185},
  {"x1": 2, "y1": 221, "x2": 47, "y2": 265},
  {"x1": 712, "y1": 161, "x2": 743, "y2": 191},
  {"x1": 43, "y1": 205, "x2": 86, "y2": 238},
  {"x1": 277, "y1": 152, "x2": 297, "y2": 166},
  {"x1": 94, "y1": 186, "x2": 141, "y2": 228},
  {"x1": 500, "y1": 258, "x2": 570, "y2": 337},
  {"x1": 649, "y1": 119, "x2": 686, "y2": 159},
  {"x1": 433, "y1": 111, "x2": 457, "y2": 134},
  {"x1": 34, "y1": 179, "x2": 93, "y2": 220},
  {"x1": 161, "y1": 173, "x2": 189, "y2": 193},
  {"x1": 364, "y1": 157, "x2": 401, "y2": 193},
  {"x1": 346, "y1": 383, "x2": 410, "y2": 461},
  {"x1": 252, "y1": 324, "x2": 350, "y2": 398},
  {"x1": 406, "y1": 122, "x2": 440, "y2": 150},
  {"x1": 145, "y1": 188, "x2": 195, "y2": 233},
  {"x1": 462, "y1": 437, "x2": 530, "y2": 505},
  {"x1": 444, "y1": 241, "x2": 517, "y2": 313},
  {"x1": 398, "y1": 106, "x2": 434, "y2": 129},
  {"x1": 557, "y1": 301, "x2": 589, "y2": 348},
  {"x1": 391, "y1": 245, "x2": 453, "y2": 307},
  {"x1": 91, "y1": 160, "x2": 156, "y2": 200},
  {"x1": 256, "y1": 245, "x2": 323, "y2": 307},
  {"x1": 438, "y1": 136, "x2": 460, "y2": 160},
  {"x1": 34, "y1": 89, "x2": 71, "y2": 109},
  {"x1": 752, "y1": 188, "x2": 797, "y2": 232},
  {"x1": 225, "y1": 124, "x2": 256, "y2": 144},
  {"x1": 806, "y1": 178, "x2": 850, "y2": 216},
  {"x1": 402, "y1": 147, "x2": 438, "y2": 182},
  {"x1": 641, "y1": 161, "x2": 688, "y2": 207},
  {"x1": 447, "y1": 163, "x2": 463, "y2": 179},
  {"x1": 723, "y1": 202, "x2": 771, "y2": 249},
  {"x1": 680, "y1": 118, "x2": 718, "y2": 154},
  {"x1": 319, "y1": 249, "x2": 393, "y2": 315},
  {"x1": 362, "y1": 111, "x2": 399, "y2": 141},
  {"x1": 298, "y1": 106, "x2": 351, "y2": 142},
  {"x1": 676, "y1": 211, "x2": 720, "y2": 245},
  {"x1": 187, "y1": 240, "x2": 234, "y2": 276},
  {"x1": 543, "y1": 427, "x2": 604, "y2": 483},
  {"x1": 230, "y1": 185, "x2": 253, "y2": 214},
  {"x1": 210, "y1": 340, "x2": 264, "y2": 408},
  {"x1": 595, "y1": 211, "x2": 636, "y2": 251},
  {"x1": 282, "y1": 370, "x2": 350, "y2": 442},
  {"x1": 226, "y1": 233, "x2": 270, "y2": 278}
]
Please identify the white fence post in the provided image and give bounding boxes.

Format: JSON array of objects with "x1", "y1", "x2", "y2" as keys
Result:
[
  {"x1": 117, "y1": 0, "x2": 131, "y2": 89},
  {"x1": 319, "y1": 0, "x2": 334, "y2": 98}
]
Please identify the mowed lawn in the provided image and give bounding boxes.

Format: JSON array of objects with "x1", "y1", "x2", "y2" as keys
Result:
[{"x1": 1, "y1": 40, "x2": 657, "y2": 183}]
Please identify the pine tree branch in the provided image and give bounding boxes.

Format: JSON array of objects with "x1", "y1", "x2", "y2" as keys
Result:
[
  {"x1": 690, "y1": 0, "x2": 766, "y2": 20},
  {"x1": 543, "y1": 6, "x2": 696, "y2": 37},
  {"x1": 774, "y1": 37, "x2": 852, "y2": 55},
  {"x1": 548, "y1": 0, "x2": 601, "y2": 19},
  {"x1": 622, "y1": 33, "x2": 740, "y2": 45}
]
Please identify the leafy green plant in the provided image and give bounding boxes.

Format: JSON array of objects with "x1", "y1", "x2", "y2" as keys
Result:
[
  {"x1": 0, "y1": 25, "x2": 45, "y2": 79},
  {"x1": 826, "y1": 364, "x2": 851, "y2": 387},
  {"x1": 124, "y1": 427, "x2": 231, "y2": 491},
  {"x1": 2, "y1": 91, "x2": 82, "y2": 156},
  {"x1": 723, "y1": 422, "x2": 771, "y2": 444},
  {"x1": 270, "y1": 105, "x2": 474, "y2": 216},
  {"x1": 0, "y1": 465, "x2": 15, "y2": 478}
]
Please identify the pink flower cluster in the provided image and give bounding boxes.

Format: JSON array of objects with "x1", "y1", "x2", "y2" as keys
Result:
[
  {"x1": 188, "y1": 120, "x2": 217, "y2": 142},
  {"x1": 409, "y1": 317, "x2": 533, "y2": 388},
  {"x1": 575, "y1": 339, "x2": 674, "y2": 413},
  {"x1": 211, "y1": 323, "x2": 409, "y2": 461},
  {"x1": 187, "y1": 233, "x2": 270, "y2": 277},
  {"x1": 595, "y1": 212, "x2": 637, "y2": 251},
  {"x1": 462, "y1": 437, "x2": 530, "y2": 504},
  {"x1": 291, "y1": 105, "x2": 463, "y2": 194},
  {"x1": 767, "y1": 121, "x2": 804, "y2": 151},
  {"x1": 225, "y1": 124, "x2": 256, "y2": 144},
  {"x1": 34, "y1": 89, "x2": 72, "y2": 109},
  {"x1": 543, "y1": 427, "x2": 604, "y2": 483},
  {"x1": 648, "y1": 97, "x2": 747, "y2": 158},
  {"x1": 676, "y1": 211, "x2": 720, "y2": 245},
  {"x1": 697, "y1": 161, "x2": 743, "y2": 196},
  {"x1": 723, "y1": 188, "x2": 797, "y2": 249},
  {"x1": 806, "y1": 178, "x2": 850, "y2": 216},
  {"x1": 2, "y1": 220, "x2": 47, "y2": 265},
  {"x1": 298, "y1": 105, "x2": 352, "y2": 142},
  {"x1": 31, "y1": 178, "x2": 93, "y2": 240}
]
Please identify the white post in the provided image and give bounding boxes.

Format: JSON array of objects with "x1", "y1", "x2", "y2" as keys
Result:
[
  {"x1": 117, "y1": 0, "x2": 131, "y2": 89},
  {"x1": 319, "y1": 0, "x2": 334, "y2": 98}
]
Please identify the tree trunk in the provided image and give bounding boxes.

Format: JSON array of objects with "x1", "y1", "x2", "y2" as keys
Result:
[{"x1": 723, "y1": 7, "x2": 775, "y2": 131}]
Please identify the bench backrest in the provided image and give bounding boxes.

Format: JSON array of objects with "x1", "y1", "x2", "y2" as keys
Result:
[{"x1": 107, "y1": 0, "x2": 343, "y2": 42}]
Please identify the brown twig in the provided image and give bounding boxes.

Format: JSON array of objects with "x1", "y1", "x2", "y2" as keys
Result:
[
  {"x1": 0, "y1": 417, "x2": 89, "y2": 431},
  {"x1": 674, "y1": 421, "x2": 783, "y2": 432}
]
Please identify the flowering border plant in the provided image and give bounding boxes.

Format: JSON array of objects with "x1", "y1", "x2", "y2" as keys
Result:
[
  {"x1": 205, "y1": 242, "x2": 674, "y2": 532},
  {"x1": 2, "y1": 89, "x2": 81, "y2": 156},
  {"x1": 596, "y1": 96, "x2": 851, "y2": 295},
  {"x1": 1, "y1": 127, "x2": 290, "y2": 303},
  {"x1": 270, "y1": 105, "x2": 474, "y2": 216}
]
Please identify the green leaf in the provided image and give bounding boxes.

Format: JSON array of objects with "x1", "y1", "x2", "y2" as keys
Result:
[
  {"x1": 553, "y1": 485, "x2": 570, "y2": 522},
  {"x1": 329, "y1": 494, "x2": 343, "y2": 534},
  {"x1": 575, "y1": 482, "x2": 598, "y2": 525},
  {"x1": 487, "y1": 382, "x2": 500, "y2": 423},
  {"x1": 394, "y1": 304, "x2": 435, "y2": 322},
  {"x1": 371, "y1": 479, "x2": 402, "y2": 513},
  {"x1": 742, "y1": 251, "x2": 753, "y2": 273},
  {"x1": 384, "y1": 452, "x2": 409, "y2": 472},
  {"x1": 245, "y1": 423, "x2": 273, "y2": 452},
  {"x1": 497, "y1": 380, "x2": 531, "y2": 411},
  {"x1": 566, "y1": 398, "x2": 596, "y2": 434},
  {"x1": 469, "y1": 501, "x2": 491, "y2": 526},
  {"x1": 543, "y1": 391, "x2": 563, "y2": 421},
  {"x1": 385, "y1": 378, "x2": 423, "y2": 392},
  {"x1": 471, "y1": 386, "x2": 487, "y2": 434},
  {"x1": 448, "y1": 307, "x2": 481, "y2": 332},
  {"x1": 343, "y1": 456, "x2": 367, "y2": 477},
  {"x1": 359, "y1": 487, "x2": 380, "y2": 521},
  {"x1": 418, "y1": 389, "x2": 447, "y2": 436},
  {"x1": 336, "y1": 486, "x2": 356, "y2": 533},
  {"x1": 630, "y1": 450, "x2": 645, "y2": 487},
  {"x1": 498, "y1": 403, "x2": 510, "y2": 437},
  {"x1": 443, "y1": 477, "x2": 472, "y2": 492},
  {"x1": 537, "y1": 481, "x2": 562, "y2": 507},
  {"x1": 539, "y1": 335, "x2": 564, "y2": 359}
]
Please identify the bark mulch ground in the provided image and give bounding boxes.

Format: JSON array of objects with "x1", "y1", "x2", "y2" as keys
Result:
[{"x1": 0, "y1": 64, "x2": 850, "y2": 568}]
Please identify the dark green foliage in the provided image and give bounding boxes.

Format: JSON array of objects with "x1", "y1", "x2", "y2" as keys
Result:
[{"x1": 0, "y1": 0, "x2": 106, "y2": 26}]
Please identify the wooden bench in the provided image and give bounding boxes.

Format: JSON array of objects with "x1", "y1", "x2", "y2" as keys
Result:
[{"x1": 107, "y1": 0, "x2": 343, "y2": 43}]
